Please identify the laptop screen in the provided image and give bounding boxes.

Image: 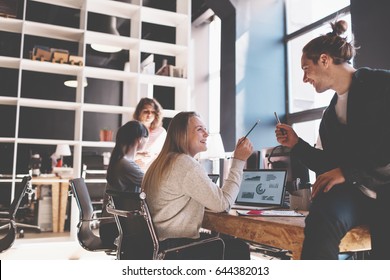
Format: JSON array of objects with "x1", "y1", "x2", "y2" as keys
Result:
[
  {"x1": 208, "y1": 174, "x2": 219, "y2": 184},
  {"x1": 235, "y1": 169, "x2": 287, "y2": 207}
]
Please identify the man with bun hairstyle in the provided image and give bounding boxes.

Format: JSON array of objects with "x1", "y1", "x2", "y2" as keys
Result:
[{"x1": 275, "y1": 20, "x2": 390, "y2": 259}]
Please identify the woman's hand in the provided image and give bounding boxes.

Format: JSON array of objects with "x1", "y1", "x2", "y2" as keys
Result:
[
  {"x1": 275, "y1": 123, "x2": 299, "y2": 148},
  {"x1": 311, "y1": 167, "x2": 346, "y2": 198},
  {"x1": 135, "y1": 158, "x2": 146, "y2": 169},
  {"x1": 137, "y1": 151, "x2": 151, "y2": 157},
  {"x1": 233, "y1": 137, "x2": 254, "y2": 161}
]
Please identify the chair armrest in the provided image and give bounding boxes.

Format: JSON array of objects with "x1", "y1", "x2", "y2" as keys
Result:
[
  {"x1": 106, "y1": 205, "x2": 141, "y2": 217},
  {"x1": 163, "y1": 235, "x2": 225, "y2": 254},
  {"x1": 81, "y1": 216, "x2": 115, "y2": 222}
]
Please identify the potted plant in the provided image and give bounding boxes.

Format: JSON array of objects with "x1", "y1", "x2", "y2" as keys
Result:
[{"x1": 99, "y1": 128, "x2": 113, "y2": 142}]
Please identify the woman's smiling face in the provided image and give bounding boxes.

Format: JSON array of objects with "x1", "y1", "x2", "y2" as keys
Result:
[{"x1": 187, "y1": 116, "x2": 209, "y2": 157}]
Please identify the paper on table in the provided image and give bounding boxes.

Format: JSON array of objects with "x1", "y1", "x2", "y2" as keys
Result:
[{"x1": 236, "y1": 209, "x2": 304, "y2": 217}]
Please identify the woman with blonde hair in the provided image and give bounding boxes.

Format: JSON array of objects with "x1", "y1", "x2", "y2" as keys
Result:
[{"x1": 143, "y1": 111, "x2": 254, "y2": 259}]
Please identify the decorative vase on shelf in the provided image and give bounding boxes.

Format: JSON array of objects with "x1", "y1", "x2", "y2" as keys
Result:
[{"x1": 100, "y1": 129, "x2": 113, "y2": 142}]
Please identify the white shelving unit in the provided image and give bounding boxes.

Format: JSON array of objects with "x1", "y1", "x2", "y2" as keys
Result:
[{"x1": 0, "y1": 0, "x2": 191, "y2": 235}]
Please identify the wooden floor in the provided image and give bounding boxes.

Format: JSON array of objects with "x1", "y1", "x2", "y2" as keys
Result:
[
  {"x1": 1, "y1": 231, "x2": 277, "y2": 260},
  {"x1": 0, "y1": 231, "x2": 114, "y2": 260}
]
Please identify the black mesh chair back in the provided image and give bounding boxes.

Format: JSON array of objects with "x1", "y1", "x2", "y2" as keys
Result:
[
  {"x1": 106, "y1": 189, "x2": 225, "y2": 260},
  {"x1": 0, "y1": 175, "x2": 31, "y2": 253},
  {"x1": 69, "y1": 178, "x2": 116, "y2": 253},
  {"x1": 106, "y1": 189, "x2": 155, "y2": 259}
]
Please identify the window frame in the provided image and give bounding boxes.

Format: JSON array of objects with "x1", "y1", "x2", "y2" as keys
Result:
[{"x1": 284, "y1": 5, "x2": 351, "y2": 126}]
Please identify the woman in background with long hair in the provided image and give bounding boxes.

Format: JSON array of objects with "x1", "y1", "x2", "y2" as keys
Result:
[{"x1": 99, "y1": 120, "x2": 149, "y2": 247}]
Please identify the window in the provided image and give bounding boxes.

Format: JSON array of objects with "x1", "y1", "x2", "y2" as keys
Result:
[
  {"x1": 285, "y1": 1, "x2": 351, "y2": 182},
  {"x1": 285, "y1": 1, "x2": 351, "y2": 138},
  {"x1": 286, "y1": 0, "x2": 350, "y2": 34}
]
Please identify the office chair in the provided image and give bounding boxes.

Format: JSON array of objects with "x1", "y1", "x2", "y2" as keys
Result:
[
  {"x1": 69, "y1": 178, "x2": 116, "y2": 254},
  {"x1": 0, "y1": 178, "x2": 41, "y2": 234},
  {"x1": 0, "y1": 176, "x2": 32, "y2": 253},
  {"x1": 106, "y1": 189, "x2": 225, "y2": 260},
  {"x1": 81, "y1": 156, "x2": 107, "y2": 229}
]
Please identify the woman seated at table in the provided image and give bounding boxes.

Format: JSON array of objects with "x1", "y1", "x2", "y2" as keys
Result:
[
  {"x1": 142, "y1": 111, "x2": 254, "y2": 259},
  {"x1": 133, "y1": 97, "x2": 167, "y2": 171},
  {"x1": 99, "y1": 120, "x2": 149, "y2": 247}
]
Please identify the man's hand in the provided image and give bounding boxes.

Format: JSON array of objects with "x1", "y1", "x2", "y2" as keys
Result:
[
  {"x1": 275, "y1": 123, "x2": 299, "y2": 148},
  {"x1": 311, "y1": 167, "x2": 346, "y2": 198}
]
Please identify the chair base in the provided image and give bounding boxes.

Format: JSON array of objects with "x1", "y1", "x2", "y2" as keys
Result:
[{"x1": 15, "y1": 222, "x2": 41, "y2": 231}]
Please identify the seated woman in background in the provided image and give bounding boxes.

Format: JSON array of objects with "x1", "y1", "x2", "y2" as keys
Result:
[
  {"x1": 142, "y1": 111, "x2": 254, "y2": 259},
  {"x1": 133, "y1": 97, "x2": 167, "y2": 171},
  {"x1": 99, "y1": 120, "x2": 149, "y2": 247}
]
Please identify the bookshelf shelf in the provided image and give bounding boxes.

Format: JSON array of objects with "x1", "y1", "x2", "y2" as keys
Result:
[{"x1": 0, "y1": 0, "x2": 190, "y2": 216}]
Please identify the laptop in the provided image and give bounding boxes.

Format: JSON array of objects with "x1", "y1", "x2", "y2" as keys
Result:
[
  {"x1": 232, "y1": 169, "x2": 287, "y2": 210},
  {"x1": 208, "y1": 174, "x2": 220, "y2": 184}
]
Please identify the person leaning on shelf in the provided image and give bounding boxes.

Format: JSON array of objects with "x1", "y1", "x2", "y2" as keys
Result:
[
  {"x1": 99, "y1": 120, "x2": 149, "y2": 247},
  {"x1": 133, "y1": 97, "x2": 167, "y2": 171},
  {"x1": 275, "y1": 19, "x2": 390, "y2": 260},
  {"x1": 142, "y1": 111, "x2": 254, "y2": 259}
]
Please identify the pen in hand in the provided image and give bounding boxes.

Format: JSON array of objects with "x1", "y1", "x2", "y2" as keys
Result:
[
  {"x1": 274, "y1": 112, "x2": 286, "y2": 135},
  {"x1": 236, "y1": 120, "x2": 260, "y2": 148},
  {"x1": 227, "y1": 120, "x2": 259, "y2": 160},
  {"x1": 274, "y1": 112, "x2": 281, "y2": 124}
]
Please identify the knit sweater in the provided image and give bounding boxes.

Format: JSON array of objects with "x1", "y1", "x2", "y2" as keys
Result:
[{"x1": 146, "y1": 154, "x2": 246, "y2": 241}]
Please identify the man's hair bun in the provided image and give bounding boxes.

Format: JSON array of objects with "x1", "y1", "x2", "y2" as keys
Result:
[{"x1": 330, "y1": 20, "x2": 348, "y2": 36}]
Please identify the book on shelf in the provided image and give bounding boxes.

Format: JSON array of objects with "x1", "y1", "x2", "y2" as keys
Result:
[
  {"x1": 141, "y1": 54, "x2": 155, "y2": 74},
  {"x1": 155, "y1": 59, "x2": 184, "y2": 78}
]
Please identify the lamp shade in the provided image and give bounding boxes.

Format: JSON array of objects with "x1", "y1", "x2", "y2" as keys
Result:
[
  {"x1": 200, "y1": 133, "x2": 225, "y2": 159},
  {"x1": 91, "y1": 16, "x2": 122, "y2": 53},
  {"x1": 64, "y1": 77, "x2": 88, "y2": 88},
  {"x1": 90, "y1": 44, "x2": 122, "y2": 53},
  {"x1": 55, "y1": 144, "x2": 71, "y2": 157}
]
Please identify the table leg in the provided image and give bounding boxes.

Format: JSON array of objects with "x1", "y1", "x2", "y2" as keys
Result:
[
  {"x1": 51, "y1": 182, "x2": 60, "y2": 233},
  {"x1": 58, "y1": 182, "x2": 69, "y2": 233}
]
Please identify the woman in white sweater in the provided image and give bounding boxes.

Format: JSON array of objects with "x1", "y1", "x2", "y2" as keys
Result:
[
  {"x1": 143, "y1": 111, "x2": 253, "y2": 259},
  {"x1": 133, "y1": 97, "x2": 167, "y2": 171}
]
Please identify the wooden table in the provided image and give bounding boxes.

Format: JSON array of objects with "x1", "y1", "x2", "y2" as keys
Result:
[
  {"x1": 32, "y1": 176, "x2": 69, "y2": 233},
  {"x1": 202, "y1": 210, "x2": 371, "y2": 259}
]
